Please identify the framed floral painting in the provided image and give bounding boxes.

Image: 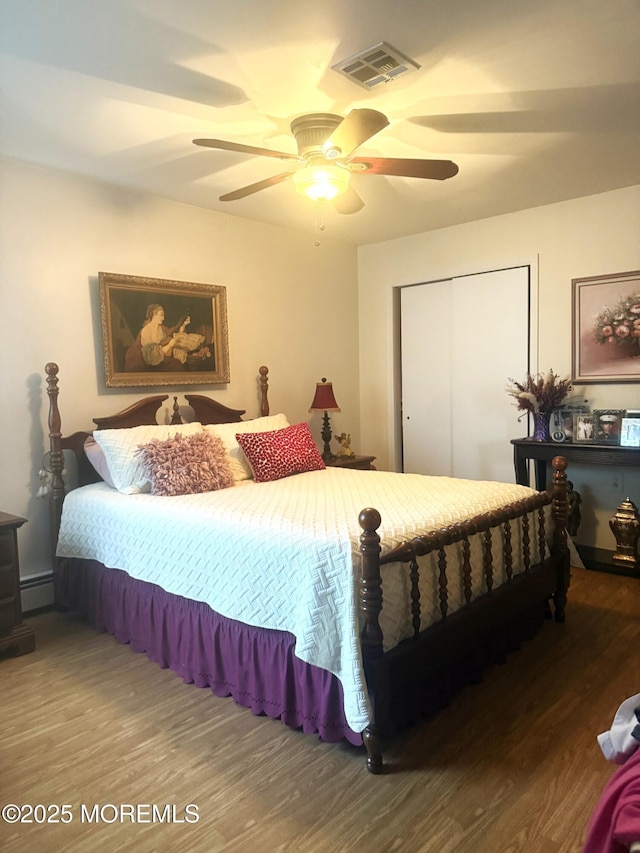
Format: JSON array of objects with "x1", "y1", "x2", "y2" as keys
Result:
[
  {"x1": 572, "y1": 270, "x2": 640, "y2": 383},
  {"x1": 99, "y1": 272, "x2": 230, "y2": 388}
]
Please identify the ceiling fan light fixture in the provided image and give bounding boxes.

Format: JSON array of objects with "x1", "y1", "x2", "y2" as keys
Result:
[
  {"x1": 293, "y1": 162, "x2": 351, "y2": 201},
  {"x1": 194, "y1": 107, "x2": 458, "y2": 211}
]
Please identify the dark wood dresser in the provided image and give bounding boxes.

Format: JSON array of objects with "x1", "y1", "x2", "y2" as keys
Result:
[{"x1": 0, "y1": 512, "x2": 35, "y2": 657}]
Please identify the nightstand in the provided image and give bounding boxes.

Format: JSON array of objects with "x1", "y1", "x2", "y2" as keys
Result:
[
  {"x1": 327, "y1": 455, "x2": 376, "y2": 471},
  {"x1": 0, "y1": 512, "x2": 35, "y2": 657}
]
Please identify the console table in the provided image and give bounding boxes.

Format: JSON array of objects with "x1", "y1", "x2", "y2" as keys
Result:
[
  {"x1": 511, "y1": 438, "x2": 640, "y2": 577},
  {"x1": 511, "y1": 438, "x2": 640, "y2": 490}
]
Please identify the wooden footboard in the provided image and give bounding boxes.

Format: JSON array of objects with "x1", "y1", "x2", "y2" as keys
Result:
[{"x1": 358, "y1": 456, "x2": 569, "y2": 773}]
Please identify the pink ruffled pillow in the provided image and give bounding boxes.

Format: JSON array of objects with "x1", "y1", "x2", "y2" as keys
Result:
[
  {"x1": 136, "y1": 432, "x2": 234, "y2": 496},
  {"x1": 235, "y1": 422, "x2": 325, "y2": 483}
]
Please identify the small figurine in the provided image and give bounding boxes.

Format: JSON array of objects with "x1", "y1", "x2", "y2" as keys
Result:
[
  {"x1": 335, "y1": 432, "x2": 355, "y2": 458},
  {"x1": 566, "y1": 480, "x2": 582, "y2": 537}
]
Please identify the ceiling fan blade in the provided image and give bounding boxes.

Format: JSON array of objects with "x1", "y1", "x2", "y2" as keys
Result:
[
  {"x1": 333, "y1": 186, "x2": 365, "y2": 215},
  {"x1": 193, "y1": 138, "x2": 301, "y2": 162},
  {"x1": 324, "y1": 109, "x2": 389, "y2": 158},
  {"x1": 219, "y1": 171, "x2": 296, "y2": 201},
  {"x1": 350, "y1": 156, "x2": 459, "y2": 180}
]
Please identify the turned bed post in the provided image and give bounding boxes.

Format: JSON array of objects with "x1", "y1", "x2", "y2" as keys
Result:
[
  {"x1": 259, "y1": 365, "x2": 269, "y2": 417},
  {"x1": 358, "y1": 507, "x2": 385, "y2": 774},
  {"x1": 45, "y1": 363, "x2": 66, "y2": 602},
  {"x1": 550, "y1": 455, "x2": 570, "y2": 622}
]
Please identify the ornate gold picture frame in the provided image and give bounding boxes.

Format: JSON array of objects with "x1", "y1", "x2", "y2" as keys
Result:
[{"x1": 99, "y1": 272, "x2": 230, "y2": 388}]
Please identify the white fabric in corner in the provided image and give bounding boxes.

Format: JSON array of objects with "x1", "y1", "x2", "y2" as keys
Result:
[{"x1": 597, "y1": 692, "x2": 640, "y2": 764}]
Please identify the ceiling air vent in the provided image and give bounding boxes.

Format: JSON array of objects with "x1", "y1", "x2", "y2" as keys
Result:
[{"x1": 332, "y1": 42, "x2": 420, "y2": 90}]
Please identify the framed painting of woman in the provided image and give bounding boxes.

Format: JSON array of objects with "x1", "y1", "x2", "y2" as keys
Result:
[{"x1": 99, "y1": 272, "x2": 230, "y2": 387}]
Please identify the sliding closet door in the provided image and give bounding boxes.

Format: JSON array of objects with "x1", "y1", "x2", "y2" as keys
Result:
[
  {"x1": 401, "y1": 267, "x2": 530, "y2": 482},
  {"x1": 401, "y1": 279, "x2": 453, "y2": 476}
]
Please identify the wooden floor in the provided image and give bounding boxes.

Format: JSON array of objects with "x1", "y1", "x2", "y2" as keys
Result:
[{"x1": 2, "y1": 565, "x2": 639, "y2": 853}]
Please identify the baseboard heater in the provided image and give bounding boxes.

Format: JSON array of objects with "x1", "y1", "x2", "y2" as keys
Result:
[{"x1": 20, "y1": 571, "x2": 54, "y2": 613}]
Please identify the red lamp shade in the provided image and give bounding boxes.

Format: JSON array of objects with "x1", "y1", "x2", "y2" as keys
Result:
[{"x1": 309, "y1": 378, "x2": 340, "y2": 413}]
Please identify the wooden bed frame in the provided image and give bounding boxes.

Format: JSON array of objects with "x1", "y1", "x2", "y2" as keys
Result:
[{"x1": 46, "y1": 362, "x2": 570, "y2": 773}]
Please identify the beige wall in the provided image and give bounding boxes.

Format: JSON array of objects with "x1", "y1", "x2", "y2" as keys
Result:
[
  {"x1": 358, "y1": 185, "x2": 640, "y2": 549},
  {"x1": 0, "y1": 158, "x2": 359, "y2": 604},
  {"x1": 4, "y1": 155, "x2": 639, "y2": 599}
]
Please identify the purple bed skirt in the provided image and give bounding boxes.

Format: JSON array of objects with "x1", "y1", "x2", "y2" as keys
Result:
[{"x1": 57, "y1": 557, "x2": 363, "y2": 747}]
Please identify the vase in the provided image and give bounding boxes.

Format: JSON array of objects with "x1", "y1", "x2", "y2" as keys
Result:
[
  {"x1": 610, "y1": 498, "x2": 640, "y2": 567},
  {"x1": 532, "y1": 412, "x2": 551, "y2": 442}
]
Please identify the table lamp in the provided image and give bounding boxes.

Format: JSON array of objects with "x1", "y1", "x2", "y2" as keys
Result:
[{"x1": 309, "y1": 378, "x2": 341, "y2": 462}]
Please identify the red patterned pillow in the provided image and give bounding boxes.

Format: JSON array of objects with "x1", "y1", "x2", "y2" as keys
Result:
[
  {"x1": 236, "y1": 422, "x2": 325, "y2": 483},
  {"x1": 136, "y1": 432, "x2": 234, "y2": 496}
]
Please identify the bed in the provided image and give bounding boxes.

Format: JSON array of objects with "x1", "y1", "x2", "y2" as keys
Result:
[{"x1": 46, "y1": 361, "x2": 570, "y2": 773}]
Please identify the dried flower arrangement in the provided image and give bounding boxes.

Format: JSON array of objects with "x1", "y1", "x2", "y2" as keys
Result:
[
  {"x1": 593, "y1": 291, "x2": 640, "y2": 351},
  {"x1": 506, "y1": 370, "x2": 572, "y2": 414}
]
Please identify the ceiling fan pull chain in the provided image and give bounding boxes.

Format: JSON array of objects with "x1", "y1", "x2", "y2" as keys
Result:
[{"x1": 314, "y1": 200, "x2": 326, "y2": 246}]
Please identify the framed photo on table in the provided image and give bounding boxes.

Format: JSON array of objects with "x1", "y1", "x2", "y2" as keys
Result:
[
  {"x1": 573, "y1": 414, "x2": 594, "y2": 443},
  {"x1": 551, "y1": 406, "x2": 589, "y2": 442},
  {"x1": 620, "y1": 418, "x2": 640, "y2": 448},
  {"x1": 572, "y1": 270, "x2": 640, "y2": 383},
  {"x1": 593, "y1": 409, "x2": 624, "y2": 445},
  {"x1": 99, "y1": 272, "x2": 230, "y2": 388}
]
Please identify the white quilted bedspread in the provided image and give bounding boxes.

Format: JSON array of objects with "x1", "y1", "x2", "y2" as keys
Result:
[{"x1": 56, "y1": 468, "x2": 543, "y2": 733}]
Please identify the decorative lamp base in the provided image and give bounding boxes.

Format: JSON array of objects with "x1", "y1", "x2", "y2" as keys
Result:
[{"x1": 321, "y1": 411, "x2": 335, "y2": 462}]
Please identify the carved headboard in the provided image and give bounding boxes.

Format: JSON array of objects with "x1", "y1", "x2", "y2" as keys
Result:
[{"x1": 45, "y1": 362, "x2": 270, "y2": 554}]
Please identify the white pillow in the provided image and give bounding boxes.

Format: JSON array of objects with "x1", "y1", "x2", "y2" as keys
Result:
[
  {"x1": 93, "y1": 422, "x2": 204, "y2": 494},
  {"x1": 84, "y1": 435, "x2": 116, "y2": 488},
  {"x1": 205, "y1": 413, "x2": 290, "y2": 481}
]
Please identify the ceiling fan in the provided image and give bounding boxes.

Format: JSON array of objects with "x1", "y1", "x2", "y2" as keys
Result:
[{"x1": 193, "y1": 109, "x2": 458, "y2": 214}]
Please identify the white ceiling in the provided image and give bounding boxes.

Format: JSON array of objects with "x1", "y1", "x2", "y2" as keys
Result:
[{"x1": 2, "y1": 0, "x2": 640, "y2": 246}]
